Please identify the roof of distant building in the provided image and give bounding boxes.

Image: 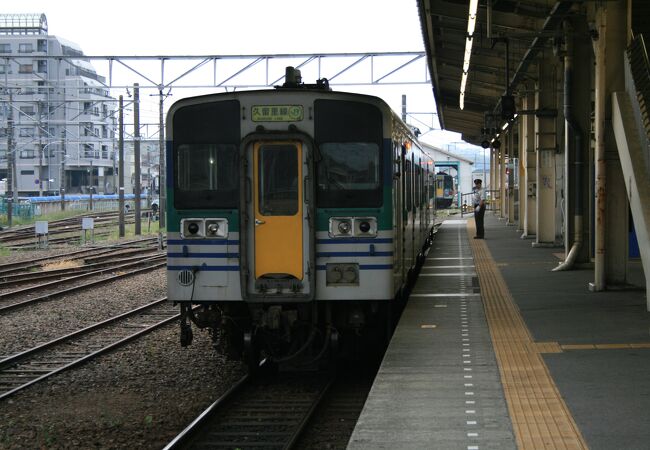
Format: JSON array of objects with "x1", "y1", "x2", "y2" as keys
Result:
[
  {"x1": 420, "y1": 142, "x2": 474, "y2": 164},
  {"x1": 0, "y1": 13, "x2": 47, "y2": 35}
]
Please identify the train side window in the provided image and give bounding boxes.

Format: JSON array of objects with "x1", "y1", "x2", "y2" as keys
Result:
[{"x1": 405, "y1": 159, "x2": 412, "y2": 212}]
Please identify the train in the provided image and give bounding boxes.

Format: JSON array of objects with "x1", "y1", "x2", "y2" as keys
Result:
[
  {"x1": 434, "y1": 172, "x2": 455, "y2": 209},
  {"x1": 166, "y1": 67, "x2": 436, "y2": 369}
]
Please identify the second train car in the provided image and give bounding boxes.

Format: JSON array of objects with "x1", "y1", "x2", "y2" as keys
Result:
[{"x1": 166, "y1": 68, "x2": 436, "y2": 369}]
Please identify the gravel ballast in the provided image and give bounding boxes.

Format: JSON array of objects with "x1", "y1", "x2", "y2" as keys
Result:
[{"x1": 0, "y1": 246, "x2": 245, "y2": 449}]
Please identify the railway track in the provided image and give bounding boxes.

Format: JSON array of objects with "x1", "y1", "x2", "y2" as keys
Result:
[
  {"x1": 0, "y1": 210, "x2": 155, "y2": 247},
  {"x1": 0, "y1": 255, "x2": 166, "y2": 313},
  {"x1": 0, "y1": 297, "x2": 178, "y2": 401},
  {"x1": 0, "y1": 248, "x2": 161, "y2": 287},
  {"x1": 0, "y1": 236, "x2": 162, "y2": 277},
  {"x1": 164, "y1": 369, "x2": 334, "y2": 450}
]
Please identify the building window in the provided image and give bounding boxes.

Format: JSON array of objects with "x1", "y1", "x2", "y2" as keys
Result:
[
  {"x1": 81, "y1": 122, "x2": 92, "y2": 136},
  {"x1": 19, "y1": 128, "x2": 35, "y2": 137},
  {"x1": 20, "y1": 149, "x2": 36, "y2": 159},
  {"x1": 37, "y1": 60, "x2": 47, "y2": 73},
  {"x1": 83, "y1": 143, "x2": 95, "y2": 158},
  {"x1": 0, "y1": 128, "x2": 6, "y2": 137},
  {"x1": 102, "y1": 145, "x2": 109, "y2": 159},
  {"x1": 0, "y1": 44, "x2": 11, "y2": 53},
  {"x1": 37, "y1": 39, "x2": 47, "y2": 52},
  {"x1": 0, "y1": 64, "x2": 11, "y2": 74},
  {"x1": 19, "y1": 64, "x2": 33, "y2": 74},
  {"x1": 19, "y1": 43, "x2": 34, "y2": 53},
  {"x1": 19, "y1": 106, "x2": 35, "y2": 116}
]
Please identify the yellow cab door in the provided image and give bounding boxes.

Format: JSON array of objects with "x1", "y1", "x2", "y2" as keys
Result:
[{"x1": 253, "y1": 141, "x2": 303, "y2": 280}]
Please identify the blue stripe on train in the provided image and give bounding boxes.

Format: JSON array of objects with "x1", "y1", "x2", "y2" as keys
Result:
[
  {"x1": 316, "y1": 251, "x2": 393, "y2": 257},
  {"x1": 168, "y1": 265, "x2": 393, "y2": 271},
  {"x1": 316, "y1": 264, "x2": 393, "y2": 270},
  {"x1": 167, "y1": 265, "x2": 239, "y2": 271},
  {"x1": 167, "y1": 239, "x2": 239, "y2": 245},
  {"x1": 316, "y1": 238, "x2": 393, "y2": 244},
  {"x1": 168, "y1": 253, "x2": 239, "y2": 258}
]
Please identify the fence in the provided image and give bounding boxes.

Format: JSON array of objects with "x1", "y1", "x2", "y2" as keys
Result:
[
  {"x1": 460, "y1": 190, "x2": 500, "y2": 217},
  {"x1": 1, "y1": 194, "x2": 150, "y2": 223}
]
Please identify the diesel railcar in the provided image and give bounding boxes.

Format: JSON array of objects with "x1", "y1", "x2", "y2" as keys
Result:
[
  {"x1": 435, "y1": 172, "x2": 455, "y2": 209},
  {"x1": 166, "y1": 68, "x2": 436, "y2": 369}
]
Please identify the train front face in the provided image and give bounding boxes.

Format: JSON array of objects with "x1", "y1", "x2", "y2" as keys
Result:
[{"x1": 166, "y1": 88, "x2": 396, "y2": 363}]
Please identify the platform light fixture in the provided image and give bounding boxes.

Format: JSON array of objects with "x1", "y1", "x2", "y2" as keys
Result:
[{"x1": 459, "y1": 0, "x2": 479, "y2": 110}]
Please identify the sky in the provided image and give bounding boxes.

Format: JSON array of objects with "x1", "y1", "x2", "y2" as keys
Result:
[{"x1": 4, "y1": 0, "x2": 482, "y2": 158}]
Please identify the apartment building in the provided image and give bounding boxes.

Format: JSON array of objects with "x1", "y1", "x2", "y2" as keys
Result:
[{"x1": 0, "y1": 13, "x2": 117, "y2": 196}]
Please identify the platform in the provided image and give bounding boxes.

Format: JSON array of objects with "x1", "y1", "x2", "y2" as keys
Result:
[{"x1": 348, "y1": 213, "x2": 650, "y2": 450}]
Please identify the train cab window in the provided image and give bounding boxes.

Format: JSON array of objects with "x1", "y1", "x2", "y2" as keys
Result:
[
  {"x1": 258, "y1": 144, "x2": 298, "y2": 216},
  {"x1": 175, "y1": 143, "x2": 238, "y2": 209},
  {"x1": 316, "y1": 142, "x2": 381, "y2": 207}
]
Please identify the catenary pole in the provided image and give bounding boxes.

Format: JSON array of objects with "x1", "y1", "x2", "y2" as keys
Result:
[
  {"x1": 118, "y1": 95, "x2": 125, "y2": 237},
  {"x1": 134, "y1": 84, "x2": 141, "y2": 235}
]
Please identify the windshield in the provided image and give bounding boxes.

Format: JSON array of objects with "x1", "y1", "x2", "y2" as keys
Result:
[
  {"x1": 174, "y1": 143, "x2": 238, "y2": 209},
  {"x1": 316, "y1": 142, "x2": 381, "y2": 207}
]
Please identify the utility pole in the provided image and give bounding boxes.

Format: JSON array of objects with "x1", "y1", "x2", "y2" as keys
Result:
[
  {"x1": 118, "y1": 95, "x2": 125, "y2": 238},
  {"x1": 6, "y1": 90, "x2": 14, "y2": 227},
  {"x1": 89, "y1": 160, "x2": 93, "y2": 210},
  {"x1": 158, "y1": 87, "x2": 166, "y2": 228},
  {"x1": 134, "y1": 84, "x2": 141, "y2": 235},
  {"x1": 38, "y1": 101, "x2": 44, "y2": 196},
  {"x1": 60, "y1": 86, "x2": 66, "y2": 210}
]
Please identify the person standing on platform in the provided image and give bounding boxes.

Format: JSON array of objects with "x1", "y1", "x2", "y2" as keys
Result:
[{"x1": 473, "y1": 178, "x2": 485, "y2": 239}]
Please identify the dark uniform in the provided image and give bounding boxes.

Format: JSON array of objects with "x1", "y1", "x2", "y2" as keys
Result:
[{"x1": 473, "y1": 181, "x2": 485, "y2": 239}]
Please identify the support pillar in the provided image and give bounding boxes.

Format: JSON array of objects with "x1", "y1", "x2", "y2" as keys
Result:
[
  {"x1": 506, "y1": 130, "x2": 517, "y2": 225},
  {"x1": 535, "y1": 58, "x2": 559, "y2": 246},
  {"x1": 593, "y1": 1, "x2": 629, "y2": 290},
  {"x1": 522, "y1": 89, "x2": 537, "y2": 238}
]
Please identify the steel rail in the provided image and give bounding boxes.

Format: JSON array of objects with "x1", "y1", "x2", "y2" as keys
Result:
[
  {"x1": 0, "y1": 254, "x2": 165, "y2": 300},
  {"x1": 0, "y1": 299, "x2": 178, "y2": 401},
  {"x1": 0, "y1": 250, "x2": 161, "y2": 286},
  {"x1": 0, "y1": 297, "x2": 167, "y2": 370},
  {"x1": 0, "y1": 258, "x2": 166, "y2": 314},
  {"x1": 163, "y1": 368, "x2": 334, "y2": 450},
  {"x1": 162, "y1": 373, "x2": 252, "y2": 450}
]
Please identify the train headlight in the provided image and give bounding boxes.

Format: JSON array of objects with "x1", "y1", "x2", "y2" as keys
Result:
[
  {"x1": 181, "y1": 219, "x2": 205, "y2": 239},
  {"x1": 330, "y1": 217, "x2": 353, "y2": 237},
  {"x1": 329, "y1": 217, "x2": 377, "y2": 238},
  {"x1": 354, "y1": 217, "x2": 377, "y2": 237},
  {"x1": 205, "y1": 219, "x2": 228, "y2": 238},
  {"x1": 180, "y1": 218, "x2": 228, "y2": 239}
]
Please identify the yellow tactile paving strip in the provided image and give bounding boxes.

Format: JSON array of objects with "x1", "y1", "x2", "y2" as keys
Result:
[{"x1": 467, "y1": 220, "x2": 588, "y2": 450}]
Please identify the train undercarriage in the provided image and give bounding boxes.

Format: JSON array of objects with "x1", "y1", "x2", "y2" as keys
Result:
[{"x1": 179, "y1": 299, "x2": 400, "y2": 371}]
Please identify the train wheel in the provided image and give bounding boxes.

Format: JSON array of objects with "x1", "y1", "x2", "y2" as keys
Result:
[
  {"x1": 243, "y1": 332, "x2": 260, "y2": 373},
  {"x1": 180, "y1": 322, "x2": 193, "y2": 347}
]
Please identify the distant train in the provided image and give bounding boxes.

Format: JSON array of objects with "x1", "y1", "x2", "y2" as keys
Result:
[
  {"x1": 435, "y1": 172, "x2": 456, "y2": 209},
  {"x1": 166, "y1": 68, "x2": 436, "y2": 369}
]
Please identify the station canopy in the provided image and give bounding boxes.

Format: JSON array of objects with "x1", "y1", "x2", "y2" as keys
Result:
[{"x1": 418, "y1": 0, "x2": 578, "y2": 145}]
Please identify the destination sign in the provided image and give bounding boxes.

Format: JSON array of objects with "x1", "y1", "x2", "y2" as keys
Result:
[{"x1": 251, "y1": 105, "x2": 303, "y2": 122}]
